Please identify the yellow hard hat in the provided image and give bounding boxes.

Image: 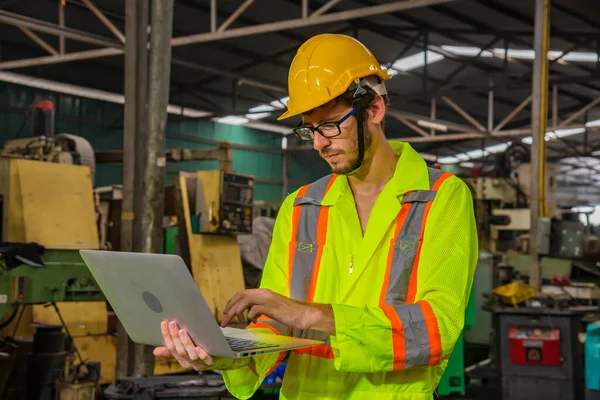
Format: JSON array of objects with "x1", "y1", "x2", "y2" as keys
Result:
[{"x1": 277, "y1": 33, "x2": 391, "y2": 121}]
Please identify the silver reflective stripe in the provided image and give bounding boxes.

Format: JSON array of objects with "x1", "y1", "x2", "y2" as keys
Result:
[
  {"x1": 383, "y1": 168, "x2": 449, "y2": 367},
  {"x1": 386, "y1": 168, "x2": 447, "y2": 303},
  {"x1": 386, "y1": 201, "x2": 427, "y2": 304},
  {"x1": 294, "y1": 174, "x2": 334, "y2": 207},
  {"x1": 427, "y1": 167, "x2": 445, "y2": 188},
  {"x1": 290, "y1": 203, "x2": 321, "y2": 301},
  {"x1": 393, "y1": 303, "x2": 430, "y2": 368},
  {"x1": 401, "y1": 190, "x2": 436, "y2": 204},
  {"x1": 290, "y1": 174, "x2": 334, "y2": 302},
  {"x1": 292, "y1": 328, "x2": 330, "y2": 345}
]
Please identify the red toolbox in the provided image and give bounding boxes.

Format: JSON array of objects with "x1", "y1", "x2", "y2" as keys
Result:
[{"x1": 508, "y1": 325, "x2": 562, "y2": 366}]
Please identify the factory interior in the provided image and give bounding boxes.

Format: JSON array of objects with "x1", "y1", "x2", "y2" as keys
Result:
[{"x1": 0, "y1": 0, "x2": 599, "y2": 399}]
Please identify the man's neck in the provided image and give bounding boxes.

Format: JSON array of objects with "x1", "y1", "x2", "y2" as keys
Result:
[{"x1": 348, "y1": 137, "x2": 399, "y2": 194}]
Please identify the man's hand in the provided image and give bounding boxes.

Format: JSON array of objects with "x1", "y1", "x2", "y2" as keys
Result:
[
  {"x1": 153, "y1": 321, "x2": 213, "y2": 371},
  {"x1": 221, "y1": 289, "x2": 336, "y2": 334}
]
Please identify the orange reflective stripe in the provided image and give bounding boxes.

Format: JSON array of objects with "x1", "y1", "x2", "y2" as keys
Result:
[
  {"x1": 418, "y1": 300, "x2": 442, "y2": 366},
  {"x1": 293, "y1": 345, "x2": 334, "y2": 359},
  {"x1": 382, "y1": 305, "x2": 406, "y2": 370},
  {"x1": 307, "y1": 206, "x2": 330, "y2": 302},
  {"x1": 288, "y1": 184, "x2": 310, "y2": 296},
  {"x1": 380, "y1": 203, "x2": 410, "y2": 306},
  {"x1": 265, "y1": 351, "x2": 288, "y2": 376},
  {"x1": 406, "y1": 171, "x2": 452, "y2": 304}
]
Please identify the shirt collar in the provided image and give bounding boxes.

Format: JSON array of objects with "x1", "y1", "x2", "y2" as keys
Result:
[{"x1": 321, "y1": 140, "x2": 430, "y2": 206}]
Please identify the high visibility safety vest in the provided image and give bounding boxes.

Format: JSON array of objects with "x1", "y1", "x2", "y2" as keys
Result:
[{"x1": 221, "y1": 141, "x2": 478, "y2": 400}]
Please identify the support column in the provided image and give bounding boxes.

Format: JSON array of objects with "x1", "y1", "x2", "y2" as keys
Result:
[
  {"x1": 132, "y1": 0, "x2": 174, "y2": 377},
  {"x1": 116, "y1": 0, "x2": 138, "y2": 379},
  {"x1": 529, "y1": 0, "x2": 550, "y2": 292}
]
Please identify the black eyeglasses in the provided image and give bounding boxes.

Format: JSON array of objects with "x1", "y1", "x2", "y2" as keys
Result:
[{"x1": 292, "y1": 108, "x2": 357, "y2": 141}]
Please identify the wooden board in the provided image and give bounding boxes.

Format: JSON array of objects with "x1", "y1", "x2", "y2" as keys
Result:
[
  {"x1": 6, "y1": 159, "x2": 99, "y2": 249},
  {"x1": 179, "y1": 174, "x2": 245, "y2": 322}
]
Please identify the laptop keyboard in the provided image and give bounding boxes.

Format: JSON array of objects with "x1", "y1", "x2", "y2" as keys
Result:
[{"x1": 226, "y1": 337, "x2": 279, "y2": 352}]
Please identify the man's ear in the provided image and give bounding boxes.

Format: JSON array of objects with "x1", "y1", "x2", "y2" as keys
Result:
[{"x1": 368, "y1": 95, "x2": 386, "y2": 125}]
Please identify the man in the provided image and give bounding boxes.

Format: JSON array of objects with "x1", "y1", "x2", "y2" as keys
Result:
[{"x1": 154, "y1": 33, "x2": 478, "y2": 400}]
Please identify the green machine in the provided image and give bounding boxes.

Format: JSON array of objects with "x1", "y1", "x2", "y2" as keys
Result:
[
  {"x1": 437, "y1": 282, "x2": 477, "y2": 397},
  {"x1": 0, "y1": 249, "x2": 105, "y2": 318}
]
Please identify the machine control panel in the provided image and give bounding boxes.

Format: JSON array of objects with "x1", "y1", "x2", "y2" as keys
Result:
[{"x1": 220, "y1": 172, "x2": 254, "y2": 234}]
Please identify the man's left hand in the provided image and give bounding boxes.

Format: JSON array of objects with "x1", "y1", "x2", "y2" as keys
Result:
[{"x1": 220, "y1": 289, "x2": 335, "y2": 334}]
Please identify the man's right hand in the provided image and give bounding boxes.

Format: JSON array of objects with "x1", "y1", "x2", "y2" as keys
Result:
[{"x1": 153, "y1": 320, "x2": 214, "y2": 371}]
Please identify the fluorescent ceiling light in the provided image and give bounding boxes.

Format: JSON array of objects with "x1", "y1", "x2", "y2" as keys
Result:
[
  {"x1": 442, "y1": 46, "x2": 493, "y2": 57},
  {"x1": 417, "y1": 119, "x2": 448, "y2": 132},
  {"x1": 554, "y1": 127, "x2": 586, "y2": 138},
  {"x1": 270, "y1": 96, "x2": 289, "y2": 109},
  {"x1": 438, "y1": 156, "x2": 460, "y2": 164},
  {"x1": 522, "y1": 136, "x2": 533, "y2": 144},
  {"x1": 460, "y1": 162, "x2": 476, "y2": 168},
  {"x1": 485, "y1": 142, "x2": 510, "y2": 153},
  {"x1": 214, "y1": 115, "x2": 249, "y2": 125},
  {"x1": 249, "y1": 104, "x2": 276, "y2": 113},
  {"x1": 586, "y1": 119, "x2": 600, "y2": 127},
  {"x1": 466, "y1": 149, "x2": 489, "y2": 159},
  {"x1": 281, "y1": 137, "x2": 288, "y2": 150},
  {"x1": 561, "y1": 52, "x2": 599, "y2": 62},
  {"x1": 572, "y1": 206, "x2": 595, "y2": 213},
  {"x1": 381, "y1": 65, "x2": 399, "y2": 77},
  {"x1": 245, "y1": 112, "x2": 271, "y2": 120},
  {"x1": 456, "y1": 153, "x2": 470, "y2": 161},
  {"x1": 392, "y1": 51, "x2": 444, "y2": 71}
]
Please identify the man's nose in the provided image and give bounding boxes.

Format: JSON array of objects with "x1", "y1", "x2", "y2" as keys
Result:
[{"x1": 313, "y1": 131, "x2": 331, "y2": 151}]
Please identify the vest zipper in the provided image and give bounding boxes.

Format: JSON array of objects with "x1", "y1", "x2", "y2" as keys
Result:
[{"x1": 349, "y1": 256, "x2": 354, "y2": 275}]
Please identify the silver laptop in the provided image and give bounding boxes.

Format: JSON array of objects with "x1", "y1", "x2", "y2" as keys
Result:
[{"x1": 79, "y1": 250, "x2": 323, "y2": 358}]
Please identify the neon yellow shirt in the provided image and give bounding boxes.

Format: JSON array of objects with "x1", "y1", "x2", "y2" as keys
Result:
[{"x1": 216, "y1": 141, "x2": 478, "y2": 399}]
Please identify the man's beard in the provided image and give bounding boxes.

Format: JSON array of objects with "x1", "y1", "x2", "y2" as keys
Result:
[{"x1": 322, "y1": 123, "x2": 372, "y2": 175}]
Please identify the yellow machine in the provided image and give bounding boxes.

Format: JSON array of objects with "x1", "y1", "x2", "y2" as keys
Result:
[{"x1": 0, "y1": 133, "x2": 251, "y2": 387}]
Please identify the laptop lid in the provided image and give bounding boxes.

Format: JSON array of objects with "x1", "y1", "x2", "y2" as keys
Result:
[{"x1": 79, "y1": 250, "x2": 235, "y2": 358}]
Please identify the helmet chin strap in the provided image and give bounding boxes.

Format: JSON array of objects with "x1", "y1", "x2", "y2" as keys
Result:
[{"x1": 345, "y1": 79, "x2": 371, "y2": 176}]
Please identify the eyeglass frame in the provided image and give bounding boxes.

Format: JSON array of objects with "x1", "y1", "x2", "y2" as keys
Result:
[{"x1": 292, "y1": 108, "x2": 357, "y2": 141}]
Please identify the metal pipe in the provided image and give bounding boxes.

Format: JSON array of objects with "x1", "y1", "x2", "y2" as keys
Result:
[
  {"x1": 81, "y1": 0, "x2": 126, "y2": 43},
  {"x1": 441, "y1": 96, "x2": 486, "y2": 132},
  {"x1": 218, "y1": 0, "x2": 254, "y2": 32},
  {"x1": 170, "y1": 0, "x2": 457, "y2": 46},
  {"x1": 0, "y1": 9, "x2": 121, "y2": 48},
  {"x1": 302, "y1": 0, "x2": 309, "y2": 18},
  {"x1": 430, "y1": 97, "x2": 436, "y2": 135},
  {"x1": 210, "y1": 0, "x2": 217, "y2": 32},
  {"x1": 0, "y1": 0, "x2": 455, "y2": 70},
  {"x1": 556, "y1": 96, "x2": 600, "y2": 131},
  {"x1": 387, "y1": 109, "x2": 475, "y2": 133},
  {"x1": 552, "y1": 85, "x2": 558, "y2": 130},
  {"x1": 59, "y1": 0, "x2": 65, "y2": 54},
  {"x1": 0, "y1": 47, "x2": 122, "y2": 69},
  {"x1": 397, "y1": 117, "x2": 429, "y2": 137},
  {"x1": 18, "y1": 26, "x2": 58, "y2": 55},
  {"x1": 488, "y1": 83, "x2": 494, "y2": 132},
  {"x1": 529, "y1": 0, "x2": 550, "y2": 292},
  {"x1": 133, "y1": 0, "x2": 173, "y2": 378},
  {"x1": 493, "y1": 95, "x2": 533, "y2": 133},
  {"x1": 117, "y1": 0, "x2": 138, "y2": 380},
  {"x1": 311, "y1": 0, "x2": 343, "y2": 18}
]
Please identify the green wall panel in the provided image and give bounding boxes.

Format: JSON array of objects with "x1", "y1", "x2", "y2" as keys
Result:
[{"x1": 0, "y1": 82, "x2": 335, "y2": 203}]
